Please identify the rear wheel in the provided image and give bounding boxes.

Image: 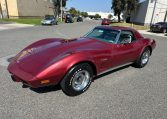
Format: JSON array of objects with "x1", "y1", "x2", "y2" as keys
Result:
[
  {"x1": 60, "y1": 63, "x2": 93, "y2": 96},
  {"x1": 134, "y1": 47, "x2": 150, "y2": 68}
]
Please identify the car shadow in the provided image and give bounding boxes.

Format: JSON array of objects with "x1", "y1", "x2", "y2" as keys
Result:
[
  {"x1": 148, "y1": 30, "x2": 165, "y2": 34},
  {"x1": 30, "y1": 85, "x2": 61, "y2": 94}
]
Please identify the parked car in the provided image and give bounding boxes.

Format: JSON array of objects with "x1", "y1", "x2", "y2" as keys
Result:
[
  {"x1": 150, "y1": 22, "x2": 167, "y2": 33},
  {"x1": 65, "y1": 14, "x2": 74, "y2": 23},
  {"x1": 101, "y1": 18, "x2": 111, "y2": 25},
  {"x1": 77, "y1": 16, "x2": 83, "y2": 22},
  {"x1": 8, "y1": 26, "x2": 156, "y2": 96},
  {"x1": 41, "y1": 15, "x2": 58, "y2": 25}
]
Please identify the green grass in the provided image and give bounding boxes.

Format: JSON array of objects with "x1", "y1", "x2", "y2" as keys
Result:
[
  {"x1": 111, "y1": 22, "x2": 149, "y2": 30},
  {"x1": 0, "y1": 18, "x2": 65, "y2": 25},
  {"x1": 0, "y1": 18, "x2": 42, "y2": 25},
  {"x1": 0, "y1": 19, "x2": 149, "y2": 30}
]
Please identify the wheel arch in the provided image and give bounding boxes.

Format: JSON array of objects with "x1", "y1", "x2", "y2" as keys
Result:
[
  {"x1": 146, "y1": 45, "x2": 152, "y2": 56},
  {"x1": 59, "y1": 60, "x2": 97, "y2": 85},
  {"x1": 137, "y1": 45, "x2": 152, "y2": 62},
  {"x1": 68, "y1": 61, "x2": 97, "y2": 76}
]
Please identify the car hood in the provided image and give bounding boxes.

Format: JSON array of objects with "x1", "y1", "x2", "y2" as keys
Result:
[
  {"x1": 152, "y1": 23, "x2": 161, "y2": 26},
  {"x1": 10, "y1": 37, "x2": 106, "y2": 76}
]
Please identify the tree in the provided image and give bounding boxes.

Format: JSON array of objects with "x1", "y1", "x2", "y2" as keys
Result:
[
  {"x1": 108, "y1": 14, "x2": 113, "y2": 19},
  {"x1": 127, "y1": 0, "x2": 139, "y2": 14},
  {"x1": 77, "y1": 10, "x2": 81, "y2": 16},
  {"x1": 111, "y1": 0, "x2": 139, "y2": 22},
  {"x1": 52, "y1": 0, "x2": 67, "y2": 18},
  {"x1": 68, "y1": 7, "x2": 78, "y2": 17},
  {"x1": 94, "y1": 14, "x2": 101, "y2": 19},
  {"x1": 81, "y1": 12, "x2": 88, "y2": 17},
  {"x1": 112, "y1": 0, "x2": 125, "y2": 22},
  {"x1": 124, "y1": 0, "x2": 139, "y2": 22}
]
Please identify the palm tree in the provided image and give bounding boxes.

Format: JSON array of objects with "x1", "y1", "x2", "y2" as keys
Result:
[
  {"x1": 112, "y1": 0, "x2": 126, "y2": 22},
  {"x1": 52, "y1": 0, "x2": 67, "y2": 18},
  {"x1": 111, "y1": 0, "x2": 139, "y2": 22},
  {"x1": 125, "y1": 0, "x2": 139, "y2": 17}
]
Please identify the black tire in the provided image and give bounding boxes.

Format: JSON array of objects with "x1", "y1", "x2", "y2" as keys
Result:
[
  {"x1": 163, "y1": 29, "x2": 167, "y2": 34},
  {"x1": 60, "y1": 63, "x2": 93, "y2": 96},
  {"x1": 134, "y1": 47, "x2": 151, "y2": 68},
  {"x1": 51, "y1": 21, "x2": 55, "y2": 25}
]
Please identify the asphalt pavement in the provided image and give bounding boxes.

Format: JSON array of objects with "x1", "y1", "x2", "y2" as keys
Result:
[{"x1": 0, "y1": 20, "x2": 167, "y2": 119}]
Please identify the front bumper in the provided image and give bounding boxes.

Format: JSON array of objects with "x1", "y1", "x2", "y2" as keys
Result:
[
  {"x1": 41, "y1": 21, "x2": 52, "y2": 25},
  {"x1": 150, "y1": 27, "x2": 164, "y2": 32},
  {"x1": 42, "y1": 22, "x2": 52, "y2": 25},
  {"x1": 8, "y1": 64, "x2": 57, "y2": 88}
]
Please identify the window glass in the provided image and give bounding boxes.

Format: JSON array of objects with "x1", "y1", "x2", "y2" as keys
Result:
[
  {"x1": 118, "y1": 30, "x2": 135, "y2": 44},
  {"x1": 85, "y1": 28, "x2": 120, "y2": 43}
]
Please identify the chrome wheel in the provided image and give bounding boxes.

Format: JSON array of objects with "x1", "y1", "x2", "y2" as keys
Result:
[
  {"x1": 72, "y1": 70, "x2": 90, "y2": 91},
  {"x1": 60, "y1": 63, "x2": 93, "y2": 96},
  {"x1": 141, "y1": 50, "x2": 150, "y2": 65}
]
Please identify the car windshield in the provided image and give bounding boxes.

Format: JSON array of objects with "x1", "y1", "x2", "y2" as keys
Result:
[
  {"x1": 66, "y1": 14, "x2": 72, "y2": 18},
  {"x1": 45, "y1": 17, "x2": 54, "y2": 20},
  {"x1": 84, "y1": 28, "x2": 120, "y2": 43}
]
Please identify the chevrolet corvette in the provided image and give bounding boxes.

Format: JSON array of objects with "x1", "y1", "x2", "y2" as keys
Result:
[{"x1": 8, "y1": 26, "x2": 156, "y2": 96}]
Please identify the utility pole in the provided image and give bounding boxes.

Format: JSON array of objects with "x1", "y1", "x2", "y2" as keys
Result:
[
  {"x1": 0, "y1": 2, "x2": 4, "y2": 19},
  {"x1": 5, "y1": 0, "x2": 9, "y2": 19},
  {"x1": 61, "y1": 0, "x2": 63, "y2": 22},
  {"x1": 150, "y1": 0, "x2": 158, "y2": 25},
  {"x1": 164, "y1": 10, "x2": 167, "y2": 22}
]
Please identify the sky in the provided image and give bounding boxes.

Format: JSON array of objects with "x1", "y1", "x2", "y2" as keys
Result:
[{"x1": 66, "y1": 0, "x2": 112, "y2": 12}]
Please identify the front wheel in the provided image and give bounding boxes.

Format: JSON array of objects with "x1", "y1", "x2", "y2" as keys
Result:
[
  {"x1": 163, "y1": 29, "x2": 167, "y2": 34},
  {"x1": 134, "y1": 48, "x2": 150, "y2": 68},
  {"x1": 60, "y1": 63, "x2": 93, "y2": 96}
]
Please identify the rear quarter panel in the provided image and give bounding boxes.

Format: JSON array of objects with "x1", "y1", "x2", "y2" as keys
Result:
[
  {"x1": 138, "y1": 38, "x2": 156, "y2": 57},
  {"x1": 134, "y1": 30, "x2": 156, "y2": 56}
]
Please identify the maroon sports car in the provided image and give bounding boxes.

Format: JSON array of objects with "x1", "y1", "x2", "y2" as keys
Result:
[
  {"x1": 8, "y1": 26, "x2": 156, "y2": 96},
  {"x1": 101, "y1": 18, "x2": 111, "y2": 25}
]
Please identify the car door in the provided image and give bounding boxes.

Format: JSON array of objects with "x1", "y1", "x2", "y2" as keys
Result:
[{"x1": 111, "y1": 30, "x2": 140, "y2": 67}]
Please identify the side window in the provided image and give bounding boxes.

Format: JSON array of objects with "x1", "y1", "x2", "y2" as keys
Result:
[{"x1": 118, "y1": 30, "x2": 135, "y2": 44}]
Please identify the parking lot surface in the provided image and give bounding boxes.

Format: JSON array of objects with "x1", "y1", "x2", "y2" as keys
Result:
[{"x1": 0, "y1": 21, "x2": 167, "y2": 119}]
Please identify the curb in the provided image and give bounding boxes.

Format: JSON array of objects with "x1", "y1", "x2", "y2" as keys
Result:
[
  {"x1": 0, "y1": 23, "x2": 34, "y2": 31},
  {"x1": 139, "y1": 30, "x2": 166, "y2": 38}
]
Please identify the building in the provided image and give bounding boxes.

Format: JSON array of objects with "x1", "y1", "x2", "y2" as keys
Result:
[
  {"x1": 0, "y1": 0, "x2": 54, "y2": 19},
  {"x1": 87, "y1": 11, "x2": 123, "y2": 21},
  {"x1": 131, "y1": 0, "x2": 167, "y2": 25},
  {"x1": 87, "y1": 12, "x2": 113, "y2": 19}
]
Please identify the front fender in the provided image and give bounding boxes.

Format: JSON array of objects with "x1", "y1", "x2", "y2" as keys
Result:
[{"x1": 36, "y1": 52, "x2": 97, "y2": 84}]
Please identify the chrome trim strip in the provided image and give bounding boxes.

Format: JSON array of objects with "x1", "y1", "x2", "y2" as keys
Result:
[{"x1": 97, "y1": 62, "x2": 133, "y2": 76}]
